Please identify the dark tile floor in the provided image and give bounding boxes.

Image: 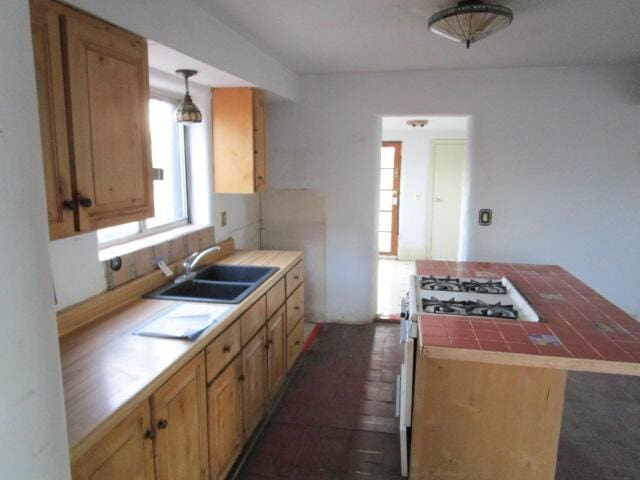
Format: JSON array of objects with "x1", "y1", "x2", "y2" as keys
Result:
[{"x1": 235, "y1": 323, "x2": 640, "y2": 480}]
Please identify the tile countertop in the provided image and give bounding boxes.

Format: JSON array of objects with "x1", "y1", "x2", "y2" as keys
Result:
[
  {"x1": 415, "y1": 260, "x2": 640, "y2": 376},
  {"x1": 59, "y1": 249, "x2": 303, "y2": 461}
]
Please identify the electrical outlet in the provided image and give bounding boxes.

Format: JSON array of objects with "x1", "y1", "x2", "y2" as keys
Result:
[{"x1": 221, "y1": 211, "x2": 227, "y2": 227}]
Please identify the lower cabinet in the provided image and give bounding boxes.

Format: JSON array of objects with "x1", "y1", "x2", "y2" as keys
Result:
[
  {"x1": 242, "y1": 327, "x2": 267, "y2": 440},
  {"x1": 151, "y1": 353, "x2": 209, "y2": 480},
  {"x1": 207, "y1": 356, "x2": 244, "y2": 480},
  {"x1": 287, "y1": 317, "x2": 304, "y2": 371},
  {"x1": 72, "y1": 401, "x2": 155, "y2": 479},
  {"x1": 266, "y1": 305, "x2": 286, "y2": 400}
]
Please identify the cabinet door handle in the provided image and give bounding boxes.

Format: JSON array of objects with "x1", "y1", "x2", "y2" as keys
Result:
[
  {"x1": 144, "y1": 428, "x2": 156, "y2": 439},
  {"x1": 157, "y1": 419, "x2": 168, "y2": 429},
  {"x1": 62, "y1": 199, "x2": 76, "y2": 210},
  {"x1": 294, "y1": 340, "x2": 300, "y2": 346},
  {"x1": 294, "y1": 306, "x2": 300, "y2": 311},
  {"x1": 238, "y1": 374, "x2": 245, "y2": 382},
  {"x1": 293, "y1": 275, "x2": 299, "y2": 280},
  {"x1": 78, "y1": 197, "x2": 93, "y2": 208},
  {"x1": 223, "y1": 345, "x2": 231, "y2": 353}
]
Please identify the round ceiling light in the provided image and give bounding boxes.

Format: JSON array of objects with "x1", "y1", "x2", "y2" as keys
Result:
[
  {"x1": 428, "y1": 0, "x2": 513, "y2": 49},
  {"x1": 407, "y1": 119, "x2": 429, "y2": 128}
]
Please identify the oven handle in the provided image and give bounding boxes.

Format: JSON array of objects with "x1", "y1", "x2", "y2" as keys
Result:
[{"x1": 395, "y1": 373, "x2": 402, "y2": 418}]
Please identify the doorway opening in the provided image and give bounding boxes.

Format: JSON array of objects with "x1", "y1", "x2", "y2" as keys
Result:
[{"x1": 377, "y1": 115, "x2": 469, "y2": 317}]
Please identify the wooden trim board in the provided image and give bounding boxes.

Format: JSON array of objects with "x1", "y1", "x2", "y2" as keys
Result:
[{"x1": 57, "y1": 238, "x2": 235, "y2": 337}]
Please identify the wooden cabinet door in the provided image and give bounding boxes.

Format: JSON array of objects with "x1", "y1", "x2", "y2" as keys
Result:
[
  {"x1": 152, "y1": 353, "x2": 209, "y2": 480},
  {"x1": 266, "y1": 306, "x2": 286, "y2": 399},
  {"x1": 63, "y1": 10, "x2": 153, "y2": 231},
  {"x1": 30, "y1": 0, "x2": 75, "y2": 239},
  {"x1": 241, "y1": 327, "x2": 267, "y2": 440},
  {"x1": 72, "y1": 401, "x2": 155, "y2": 480},
  {"x1": 208, "y1": 356, "x2": 243, "y2": 480},
  {"x1": 252, "y1": 89, "x2": 267, "y2": 192}
]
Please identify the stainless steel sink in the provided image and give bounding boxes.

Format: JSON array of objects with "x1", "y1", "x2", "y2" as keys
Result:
[{"x1": 144, "y1": 264, "x2": 278, "y2": 304}]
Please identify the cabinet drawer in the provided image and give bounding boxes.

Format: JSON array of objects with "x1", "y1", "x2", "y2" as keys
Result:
[
  {"x1": 206, "y1": 320, "x2": 241, "y2": 383},
  {"x1": 287, "y1": 318, "x2": 304, "y2": 370},
  {"x1": 285, "y1": 261, "x2": 304, "y2": 297},
  {"x1": 266, "y1": 277, "x2": 285, "y2": 319},
  {"x1": 286, "y1": 284, "x2": 305, "y2": 334},
  {"x1": 241, "y1": 296, "x2": 267, "y2": 345}
]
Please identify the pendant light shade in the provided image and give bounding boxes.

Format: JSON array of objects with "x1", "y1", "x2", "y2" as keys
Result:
[
  {"x1": 174, "y1": 69, "x2": 202, "y2": 125},
  {"x1": 428, "y1": 0, "x2": 513, "y2": 49}
]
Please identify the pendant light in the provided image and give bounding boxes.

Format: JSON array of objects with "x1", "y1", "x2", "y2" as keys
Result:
[
  {"x1": 428, "y1": 0, "x2": 513, "y2": 49},
  {"x1": 174, "y1": 69, "x2": 202, "y2": 125}
]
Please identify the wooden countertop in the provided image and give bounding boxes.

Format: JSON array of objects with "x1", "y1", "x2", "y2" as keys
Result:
[
  {"x1": 59, "y1": 249, "x2": 302, "y2": 461},
  {"x1": 415, "y1": 260, "x2": 640, "y2": 376}
]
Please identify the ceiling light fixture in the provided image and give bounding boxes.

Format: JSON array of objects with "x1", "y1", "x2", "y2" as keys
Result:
[
  {"x1": 407, "y1": 119, "x2": 429, "y2": 128},
  {"x1": 174, "y1": 69, "x2": 202, "y2": 125},
  {"x1": 428, "y1": 0, "x2": 513, "y2": 49}
]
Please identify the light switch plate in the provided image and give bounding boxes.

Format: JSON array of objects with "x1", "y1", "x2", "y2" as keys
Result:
[
  {"x1": 479, "y1": 209, "x2": 492, "y2": 226},
  {"x1": 221, "y1": 211, "x2": 227, "y2": 227}
]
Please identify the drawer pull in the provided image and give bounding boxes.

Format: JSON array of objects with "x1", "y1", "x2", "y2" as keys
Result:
[
  {"x1": 238, "y1": 374, "x2": 245, "y2": 382},
  {"x1": 293, "y1": 275, "x2": 299, "y2": 280},
  {"x1": 223, "y1": 345, "x2": 231, "y2": 353},
  {"x1": 157, "y1": 419, "x2": 168, "y2": 429},
  {"x1": 294, "y1": 340, "x2": 300, "y2": 346},
  {"x1": 294, "y1": 306, "x2": 300, "y2": 311},
  {"x1": 144, "y1": 428, "x2": 155, "y2": 439}
]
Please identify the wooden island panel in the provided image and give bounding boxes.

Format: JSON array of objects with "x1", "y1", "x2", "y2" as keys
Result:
[{"x1": 410, "y1": 356, "x2": 566, "y2": 480}]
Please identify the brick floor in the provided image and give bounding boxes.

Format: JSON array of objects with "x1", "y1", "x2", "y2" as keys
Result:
[{"x1": 235, "y1": 323, "x2": 640, "y2": 479}]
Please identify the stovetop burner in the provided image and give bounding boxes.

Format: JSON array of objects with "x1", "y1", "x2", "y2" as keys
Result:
[
  {"x1": 421, "y1": 297, "x2": 518, "y2": 319},
  {"x1": 420, "y1": 276, "x2": 507, "y2": 294}
]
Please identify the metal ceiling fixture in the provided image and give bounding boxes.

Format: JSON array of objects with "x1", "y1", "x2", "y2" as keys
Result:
[
  {"x1": 407, "y1": 119, "x2": 429, "y2": 128},
  {"x1": 428, "y1": 0, "x2": 513, "y2": 49},
  {"x1": 174, "y1": 69, "x2": 202, "y2": 125}
]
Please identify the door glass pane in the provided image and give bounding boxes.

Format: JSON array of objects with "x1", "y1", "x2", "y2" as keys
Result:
[
  {"x1": 381, "y1": 147, "x2": 395, "y2": 168},
  {"x1": 380, "y1": 169, "x2": 394, "y2": 190},
  {"x1": 379, "y1": 211, "x2": 392, "y2": 231},
  {"x1": 146, "y1": 98, "x2": 187, "y2": 229},
  {"x1": 380, "y1": 191, "x2": 393, "y2": 211},
  {"x1": 379, "y1": 231, "x2": 391, "y2": 253}
]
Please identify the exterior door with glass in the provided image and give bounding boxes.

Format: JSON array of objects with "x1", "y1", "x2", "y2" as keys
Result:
[{"x1": 379, "y1": 142, "x2": 402, "y2": 256}]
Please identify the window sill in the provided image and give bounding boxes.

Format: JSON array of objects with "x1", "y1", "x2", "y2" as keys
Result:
[{"x1": 99, "y1": 224, "x2": 208, "y2": 262}]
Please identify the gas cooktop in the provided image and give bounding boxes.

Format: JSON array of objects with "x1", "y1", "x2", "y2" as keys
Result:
[{"x1": 409, "y1": 275, "x2": 540, "y2": 322}]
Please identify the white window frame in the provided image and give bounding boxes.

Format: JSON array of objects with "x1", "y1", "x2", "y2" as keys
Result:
[{"x1": 98, "y1": 93, "x2": 190, "y2": 249}]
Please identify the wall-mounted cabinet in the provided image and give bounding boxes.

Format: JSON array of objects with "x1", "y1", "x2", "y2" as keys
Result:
[
  {"x1": 212, "y1": 87, "x2": 267, "y2": 194},
  {"x1": 30, "y1": 0, "x2": 153, "y2": 239}
]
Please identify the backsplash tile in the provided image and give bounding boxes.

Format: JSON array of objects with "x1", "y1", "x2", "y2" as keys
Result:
[{"x1": 104, "y1": 226, "x2": 215, "y2": 290}]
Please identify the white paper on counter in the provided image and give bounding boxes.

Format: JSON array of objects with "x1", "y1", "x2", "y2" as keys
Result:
[{"x1": 135, "y1": 303, "x2": 230, "y2": 341}]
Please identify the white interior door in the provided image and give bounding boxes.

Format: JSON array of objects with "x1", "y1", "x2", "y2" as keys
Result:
[{"x1": 430, "y1": 140, "x2": 465, "y2": 260}]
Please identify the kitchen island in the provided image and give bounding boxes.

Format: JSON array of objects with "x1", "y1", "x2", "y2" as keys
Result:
[{"x1": 409, "y1": 261, "x2": 640, "y2": 480}]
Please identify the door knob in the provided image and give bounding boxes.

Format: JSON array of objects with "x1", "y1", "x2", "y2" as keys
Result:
[{"x1": 434, "y1": 197, "x2": 443, "y2": 203}]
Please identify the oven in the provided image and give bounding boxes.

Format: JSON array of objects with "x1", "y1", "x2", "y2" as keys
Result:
[{"x1": 397, "y1": 292, "x2": 417, "y2": 477}]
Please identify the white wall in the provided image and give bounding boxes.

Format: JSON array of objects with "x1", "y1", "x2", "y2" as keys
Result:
[
  {"x1": 0, "y1": 2, "x2": 70, "y2": 478},
  {"x1": 269, "y1": 65, "x2": 640, "y2": 322},
  {"x1": 382, "y1": 128, "x2": 467, "y2": 260},
  {"x1": 49, "y1": 71, "x2": 261, "y2": 310},
  {"x1": 64, "y1": 0, "x2": 297, "y2": 101}
]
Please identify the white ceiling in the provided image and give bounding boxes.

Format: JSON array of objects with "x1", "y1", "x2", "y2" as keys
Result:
[
  {"x1": 383, "y1": 115, "x2": 468, "y2": 131},
  {"x1": 148, "y1": 40, "x2": 252, "y2": 88},
  {"x1": 199, "y1": 0, "x2": 640, "y2": 74}
]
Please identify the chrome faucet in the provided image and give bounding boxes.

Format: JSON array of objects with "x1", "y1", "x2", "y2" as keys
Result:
[{"x1": 174, "y1": 245, "x2": 221, "y2": 283}]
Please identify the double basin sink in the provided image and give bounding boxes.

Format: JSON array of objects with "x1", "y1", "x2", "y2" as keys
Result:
[{"x1": 145, "y1": 264, "x2": 278, "y2": 304}]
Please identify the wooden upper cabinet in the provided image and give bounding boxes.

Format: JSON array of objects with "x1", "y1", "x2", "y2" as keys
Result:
[
  {"x1": 152, "y1": 353, "x2": 209, "y2": 480},
  {"x1": 212, "y1": 87, "x2": 267, "y2": 194},
  {"x1": 30, "y1": 0, "x2": 75, "y2": 239},
  {"x1": 29, "y1": 0, "x2": 153, "y2": 237},
  {"x1": 72, "y1": 401, "x2": 155, "y2": 479},
  {"x1": 208, "y1": 356, "x2": 244, "y2": 480},
  {"x1": 63, "y1": 9, "x2": 153, "y2": 231}
]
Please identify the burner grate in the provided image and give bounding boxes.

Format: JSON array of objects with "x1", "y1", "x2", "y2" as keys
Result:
[{"x1": 421, "y1": 297, "x2": 518, "y2": 319}]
